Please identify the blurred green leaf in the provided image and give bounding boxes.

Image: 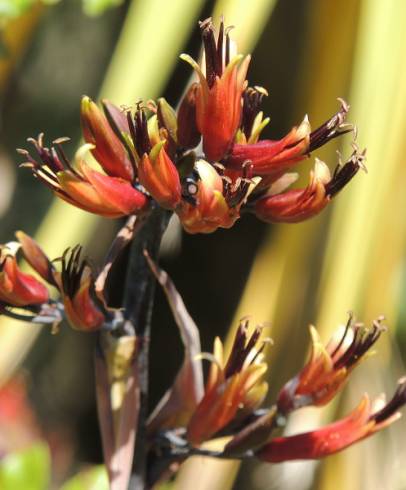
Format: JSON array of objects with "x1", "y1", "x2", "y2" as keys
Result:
[
  {"x1": 82, "y1": 0, "x2": 124, "y2": 16},
  {"x1": 0, "y1": 443, "x2": 50, "y2": 490},
  {"x1": 0, "y1": 0, "x2": 121, "y2": 23},
  {"x1": 0, "y1": 0, "x2": 59, "y2": 23},
  {"x1": 0, "y1": 0, "x2": 35, "y2": 19},
  {"x1": 61, "y1": 465, "x2": 109, "y2": 490}
]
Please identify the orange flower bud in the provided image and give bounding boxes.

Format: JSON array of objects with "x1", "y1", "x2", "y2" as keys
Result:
[
  {"x1": 81, "y1": 96, "x2": 134, "y2": 181},
  {"x1": 277, "y1": 316, "x2": 384, "y2": 414},
  {"x1": 137, "y1": 142, "x2": 181, "y2": 209},
  {"x1": 0, "y1": 242, "x2": 49, "y2": 307},
  {"x1": 181, "y1": 19, "x2": 250, "y2": 161}
]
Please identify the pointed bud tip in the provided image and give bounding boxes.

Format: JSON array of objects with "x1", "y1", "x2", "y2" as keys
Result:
[
  {"x1": 80, "y1": 95, "x2": 93, "y2": 111},
  {"x1": 313, "y1": 158, "x2": 331, "y2": 184}
]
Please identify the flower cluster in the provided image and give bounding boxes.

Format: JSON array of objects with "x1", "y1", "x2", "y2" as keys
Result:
[
  {"x1": 20, "y1": 19, "x2": 363, "y2": 233},
  {"x1": 228, "y1": 317, "x2": 405, "y2": 461},
  {"x1": 147, "y1": 288, "x2": 406, "y2": 467},
  {"x1": 6, "y1": 16, "x2": 400, "y2": 488},
  {"x1": 186, "y1": 321, "x2": 269, "y2": 446},
  {"x1": 0, "y1": 233, "x2": 106, "y2": 332}
]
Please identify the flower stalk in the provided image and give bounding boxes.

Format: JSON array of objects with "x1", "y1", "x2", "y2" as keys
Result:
[{"x1": 120, "y1": 207, "x2": 171, "y2": 489}]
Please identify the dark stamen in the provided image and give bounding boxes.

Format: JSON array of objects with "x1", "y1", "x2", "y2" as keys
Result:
[
  {"x1": 372, "y1": 378, "x2": 406, "y2": 424},
  {"x1": 216, "y1": 20, "x2": 224, "y2": 73},
  {"x1": 35, "y1": 167, "x2": 60, "y2": 185},
  {"x1": 53, "y1": 141, "x2": 81, "y2": 178},
  {"x1": 27, "y1": 135, "x2": 64, "y2": 173},
  {"x1": 224, "y1": 321, "x2": 263, "y2": 378},
  {"x1": 22, "y1": 134, "x2": 79, "y2": 180},
  {"x1": 225, "y1": 27, "x2": 232, "y2": 66},
  {"x1": 128, "y1": 107, "x2": 152, "y2": 157},
  {"x1": 223, "y1": 162, "x2": 253, "y2": 208},
  {"x1": 59, "y1": 246, "x2": 87, "y2": 298},
  {"x1": 330, "y1": 313, "x2": 354, "y2": 358},
  {"x1": 200, "y1": 18, "x2": 222, "y2": 88},
  {"x1": 309, "y1": 99, "x2": 354, "y2": 153},
  {"x1": 224, "y1": 321, "x2": 249, "y2": 378},
  {"x1": 333, "y1": 316, "x2": 385, "y2": 370},
  {"x1": 242, "y1": 86, "x2": 268, "y2": 138},
  {"x1": 325, "y1": 149, "x2": 366, "y2": 198}
]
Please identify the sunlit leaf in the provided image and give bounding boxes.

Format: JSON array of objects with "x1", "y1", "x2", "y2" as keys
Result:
[
  {"x1": 0, "y1": 0, "x2": 57, "y2": 21},
  {"x1": 0, "y1": 443, "x2": 50, "y2": 490},
  {"x1": 60, "y1": 465, "x2": 109, "y2": 490},
  {"x1": 0, "y1": 0, "x2": 34, "y2": 19},
  {"x1": 82, "y1": 0, "x2": 124, "y2": 16}
]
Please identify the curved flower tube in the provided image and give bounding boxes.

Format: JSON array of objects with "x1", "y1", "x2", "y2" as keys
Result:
[
  {"x1": 227, "y1": 99, "x2": 353, "y2": 180},
  {"x1": 19, "y1": 135, "x2": 148, "y2": 218},
  {"x1": 254, "y1": 149, "x2": 365, "y2": 224},
  {"x1": 258, "y1": 382, "x2": 406, "y2": 462}
]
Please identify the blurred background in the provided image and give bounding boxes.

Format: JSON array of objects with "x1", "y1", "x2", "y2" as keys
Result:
[{"x1": 1, "y1": 0, "x2": 406, "y2": 489}]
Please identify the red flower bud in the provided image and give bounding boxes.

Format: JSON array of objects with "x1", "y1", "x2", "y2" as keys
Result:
[
  {"x1": 15, "y1": 231, "x2": 58, "y2": 287},
  {"x1": 258, "y1": 382, "x2": 406, "y2": 462},
  {"x1": 0, "y1": 242, "x2": 49, "y2": 307},
  {"x1": 81, "y1": 96, "x2": 134, "y2": 181},
  {"x1": 227, "y1": 116, "x2": 311, "y2": 178},
  {"x1": 254, "y1": 159, "x2": 330, "y2": 223},
  {"x1": 254, "y1": 150, "x2": 364, "y2": 224}
]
